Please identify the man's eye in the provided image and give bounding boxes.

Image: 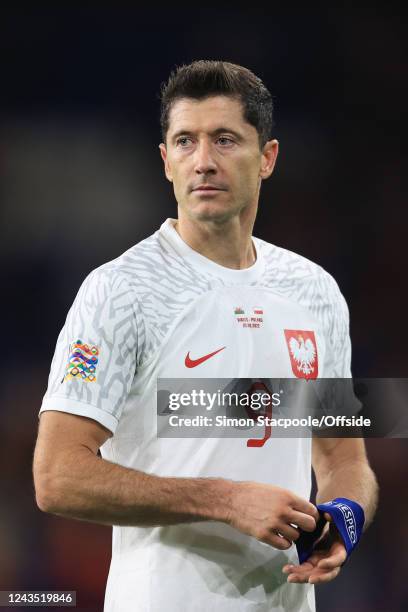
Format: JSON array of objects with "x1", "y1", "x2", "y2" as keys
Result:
[
  {"x1": 217, "y1": 137, "x2": 234, "y2": 146},
  {"x1": 176, "y1": 137, "x2": 192, "y2": 147}
]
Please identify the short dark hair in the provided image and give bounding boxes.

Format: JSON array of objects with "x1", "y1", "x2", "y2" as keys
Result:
[{"x1": 160, "y1": 60, "x2": 273, "y2": 148}]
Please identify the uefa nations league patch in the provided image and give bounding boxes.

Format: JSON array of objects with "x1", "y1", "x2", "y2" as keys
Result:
[{"x1": 63, "y1": 339, "x2": 99, "y2": 383}]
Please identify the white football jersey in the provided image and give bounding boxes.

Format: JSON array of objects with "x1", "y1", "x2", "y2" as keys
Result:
[{"x1": 40, "y1": 218, "x2": 351, "y2": 612}]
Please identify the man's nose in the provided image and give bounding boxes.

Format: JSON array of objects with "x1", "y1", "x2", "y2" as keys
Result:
[{"x1": 194, "y1": 141, "x2": 217, "y2": 174}]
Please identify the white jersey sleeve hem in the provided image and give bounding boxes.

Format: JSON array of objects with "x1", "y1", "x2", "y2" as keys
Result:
[{"x1": 39, "y1": 396, "x2": 118, "y2": 434}]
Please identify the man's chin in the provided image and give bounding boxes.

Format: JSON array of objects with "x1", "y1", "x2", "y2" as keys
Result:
[{"x1": 184, "y1": 201, "x2": 238, "y2": 224}]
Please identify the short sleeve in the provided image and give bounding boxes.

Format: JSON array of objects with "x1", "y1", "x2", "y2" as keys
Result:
[
  {"x1": 39, "y1": 266, "x2": 141, "y2": 434},
  {"x1": 314, "y1": 273, "x2": 361, "y2": 421},
  {"x1": 323, "y1": 273, "x2": 352, "y2": 378}
]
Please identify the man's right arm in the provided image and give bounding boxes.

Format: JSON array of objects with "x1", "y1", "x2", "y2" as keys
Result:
[{"x1": 33, "y1": 411, "x2": 319, "y2": 550}]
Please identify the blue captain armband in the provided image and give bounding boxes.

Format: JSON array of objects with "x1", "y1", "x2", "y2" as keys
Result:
[{"x1": 296, "y1": 497, "x2": 365, "y2": 564}]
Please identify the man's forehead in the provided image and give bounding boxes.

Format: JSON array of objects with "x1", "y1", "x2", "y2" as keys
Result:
[{"x1": 167, "y1": 95, "x2": 248, "y2": 132}]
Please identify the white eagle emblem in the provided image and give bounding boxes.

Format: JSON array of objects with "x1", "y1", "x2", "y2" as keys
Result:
[{"x1": 289, "y1": 335, "x2": 316, "y2": 375}]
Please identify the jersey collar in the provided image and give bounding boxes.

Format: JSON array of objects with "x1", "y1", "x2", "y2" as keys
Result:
[{"x1": 159, "y1": 218, "x2": 265, "y2": 285}]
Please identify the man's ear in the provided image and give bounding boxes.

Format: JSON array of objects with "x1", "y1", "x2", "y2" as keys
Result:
[
  {"x1": 259, "y1": 139, "x2": 279, "y2": 180},
  {"x1": 159, "y1": 143, "x2": 173, "y2": 183}
]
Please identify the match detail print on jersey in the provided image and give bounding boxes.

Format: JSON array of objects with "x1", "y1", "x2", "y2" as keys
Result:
[
  {"x1": 63, "y1": 340, "x2": 99, "y2": 382},
  {"x1": 185, "y1": 346, "x2": 226, "y2": 368},
  {"x1": 234, "y1": 306, "x2": 264, "y2": 329},
  {"x1": 284, "y1": 330, "x2": 319, "y2": 379}
]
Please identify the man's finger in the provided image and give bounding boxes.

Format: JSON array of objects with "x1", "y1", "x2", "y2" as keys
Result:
[
  {"x1": 286, "y1": 565, "x2": 315, "y2": 583},
  {"x1": 260, "y1": 532, "x2": 292, "y2": 550},
  {"x1": 317, "y1": 549, "x2": 346, "y2": 569},
  {"x1": 287, "y1": 572, "x2": 309, "y2": 584},
  {"x1": 277, "y1": 523, "x2": 300, "y2": 542},
  {"x1": 282, "y1": 553, "x2": 321, "y2": 574},
  {"x1": 291, "y1": 497, "x2": 320, "y2": 521},
  {"x1": 282, "y1": 562, "x2": 313, "y2": 574},
  {"x1": 287, "y1": 564, "x2": 341, "y2": 584},
  {"x1": 287, "y1": 510, "x2": 317, "y2": 532},
  {"x1": 309, "y1": 567, "x2": 341, "y2": 584}
]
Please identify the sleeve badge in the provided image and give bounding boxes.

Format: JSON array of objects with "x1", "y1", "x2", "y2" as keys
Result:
[{"x1": 63, "y1": 339, "x2": 99, "y2": 383}]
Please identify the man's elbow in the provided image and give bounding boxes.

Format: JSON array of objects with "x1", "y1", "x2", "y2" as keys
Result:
[
  {"x1": 34, "y1": 471, "x2": 64, "y2": 514},
  {"x1": 33, "y1": 445, "x2": 68, "y2": 515}
]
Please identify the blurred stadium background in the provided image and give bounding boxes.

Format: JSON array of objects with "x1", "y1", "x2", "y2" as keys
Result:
[{"x1": 0, "y1": 6, "x2": 406, "y2": 611}]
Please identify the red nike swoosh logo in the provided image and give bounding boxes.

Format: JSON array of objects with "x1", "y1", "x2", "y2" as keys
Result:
[{"x1": 185, "y1": 347, "x2": 226, "y2": 368}]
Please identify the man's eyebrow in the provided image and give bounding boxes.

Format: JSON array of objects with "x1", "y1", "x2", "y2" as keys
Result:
[{"x1": 170, "y1": 127, "x2": 245, "y2": 143}]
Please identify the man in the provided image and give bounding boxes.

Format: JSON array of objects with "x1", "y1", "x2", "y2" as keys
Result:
[{"x1": 34, "y1": 60, "x2": 378, "y2": 611}]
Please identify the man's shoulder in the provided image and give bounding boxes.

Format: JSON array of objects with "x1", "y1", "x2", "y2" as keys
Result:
[
  {"x1": 101, "y1": 229, "x2": 162, "y2": 272},
  {"x1": 80, "y1": 223, "x2": 205, "y2": 308},
  {"x1": 256, "y1": 237, "x2": 343, "y2": 303},
  {"x1": 82, "y1": 228, "x2": 165, "y2": 287}
]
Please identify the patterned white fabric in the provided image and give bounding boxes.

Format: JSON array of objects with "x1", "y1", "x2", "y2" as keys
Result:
[{"x1": 40, "y1": 218, "x2": 351, "y2": 611}]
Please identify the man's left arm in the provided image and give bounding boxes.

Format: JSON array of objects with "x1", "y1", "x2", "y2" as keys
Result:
[{"x1": 283, "y1": 437, "x2": 379, "y2": 584}]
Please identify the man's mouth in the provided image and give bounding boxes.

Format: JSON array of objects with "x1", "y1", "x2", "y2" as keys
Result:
[{"x1": 192, "y1": 185, "x2": 226, "y2": 192}]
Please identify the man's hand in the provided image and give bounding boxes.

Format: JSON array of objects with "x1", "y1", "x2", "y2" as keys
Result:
[
  {"x1": 282, "y1": 514, "x2": 347, "y2": 583},
  {"x1": 227, "y1": 482, "x2": 319, "y2": 550}
]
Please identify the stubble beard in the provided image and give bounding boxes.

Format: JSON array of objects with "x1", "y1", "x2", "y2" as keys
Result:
[{"x1": 181, "y1": 192, "x2": 250, "y2": 227}]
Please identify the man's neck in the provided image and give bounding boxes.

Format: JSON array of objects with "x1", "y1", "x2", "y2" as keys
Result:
[{"x1": 175, "y1": 214, "x2": 256, "y2": 270}]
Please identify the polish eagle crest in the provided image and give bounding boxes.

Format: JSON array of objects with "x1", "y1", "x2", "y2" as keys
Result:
[
  {"x1": 284, "y1": 330, "x2": 319, "y2": 379},
  {"x1": 289, "y1": 335, "x2": 316, "y2": 375}
]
